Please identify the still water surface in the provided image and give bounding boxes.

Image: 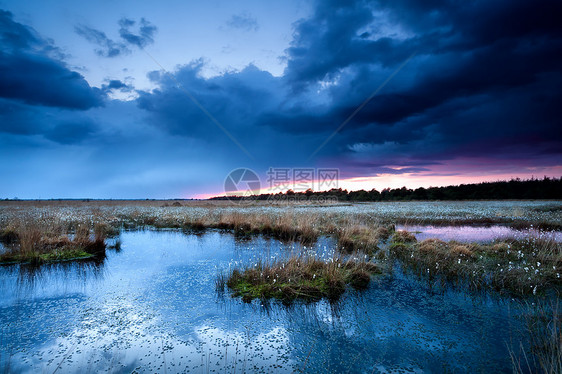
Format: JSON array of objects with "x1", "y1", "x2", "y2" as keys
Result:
[
  {"x1": 397, "y1": 224, "x2": 562, "y2": 243},
  {"x1": 0, "y1": 230, "x2": 529, "y2": 373}
]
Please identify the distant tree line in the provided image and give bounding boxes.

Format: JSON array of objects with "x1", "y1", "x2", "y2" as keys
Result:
[{"x1": 211, "y1": 177, "x2": 562, "y2": 201}]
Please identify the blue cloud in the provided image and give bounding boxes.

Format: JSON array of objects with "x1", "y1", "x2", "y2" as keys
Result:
[
  {"x1": 75, "y1": 24, "x2": 129, "y2": 57},
  {"x1": 76, "y1": 17, "x2": 157, "y2": 57},
  {"x1": 0, "y1": 10, "x2": 105, "y2": 148},
  {"x1": 0, "y1": 98, "x2": 100, "y2": 145},
  {"x1": 226, "y1": 13, "x2": 259, "y2": 32},
  {"x1": 0, "y1": 10, "x2": 104, "y2": 109},
  {"x1": 118, "y1": 17, "x2": 157, "y2": 48},
  {"x1": 101, "y1": 79, "x2": 133, "y2": 92},
  {"x1": 136, "y1": 0, "x2": 562, "y2": 173},
  {"x1": 1, "y1": 0, "x2": 561, "y2": 198}
]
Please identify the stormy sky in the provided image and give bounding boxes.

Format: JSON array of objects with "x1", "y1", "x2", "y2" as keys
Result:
[{"x1": 0, "y1": 0, "x2": 561, "y2": 198}]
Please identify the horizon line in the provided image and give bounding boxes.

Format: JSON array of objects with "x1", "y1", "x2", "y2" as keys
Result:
[{"x1": 1, "y1": 176, "x2": 559, "y2": 201}]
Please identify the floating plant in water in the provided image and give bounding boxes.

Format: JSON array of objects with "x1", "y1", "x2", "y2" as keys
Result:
[{"x1": 219, "y1": 254, "x2": 383, "y2": 304}]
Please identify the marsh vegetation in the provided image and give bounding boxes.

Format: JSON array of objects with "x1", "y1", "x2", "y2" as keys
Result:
[
  {"x1": 0, "y1": 216, "x2": 110, "y2": 265},
  {"x1": 0, "y1": 199, "x2": 560, "y2": 372},
  {"x1": 218, "y1": 255, "x2": 382, "y2": 303},
  {"x1": 390, "y1": 233, "x2": 561, "y2": 296}
]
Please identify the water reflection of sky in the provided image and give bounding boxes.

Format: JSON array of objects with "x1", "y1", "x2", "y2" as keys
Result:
[
  {"x1": 0, "y1": 230, "x2": 532, "y2": 373},
  {"x1": 397, "y1": 224, "x2": 562, "y2": 243}
]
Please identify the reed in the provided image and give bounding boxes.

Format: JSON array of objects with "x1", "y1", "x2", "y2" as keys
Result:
[{"x1": 510, "y1": 299, "x2": 561, "y2": 374}]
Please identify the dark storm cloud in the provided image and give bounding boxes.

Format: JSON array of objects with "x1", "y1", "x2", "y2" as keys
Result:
[
  {"x1": 0, "y1": 9, "x2": 41, "y2": 50},
  {"x1": 285, "y1": 0, "x2": 562, "y2": 86},
  {"x1": 268, "y1": 0, "x2": 562, "y2": 170},
  {"x1": 0, "y1": 10, "x2": 106, "y2": 149},
  {"x1": 136, "y1": 61, "x2": 329, "y2": 170},
  {"x1": 0, "y1": 53, "x2": 105, "y2": 109},
  {"x1": 137, "y1": 62, "x2": 281, "y2": 140},
  {"x1": 74, "y1": 24, "x2": 129, "y2": 57},
  {"x1": 135, "y1": 0, "x2": 562, "y2": 177},
  {"x1": 0, "y1": 98, "x2": 100, "y2": 144},
  {"x1": 3, "y1": 0, "x2": 561, "y2": 200},
  {"x1": 0, "y1": 10, "x2": 104, "y2": 109},
  {"x1": 226, "y1": 13, "x2": 259, "y2": 32}
]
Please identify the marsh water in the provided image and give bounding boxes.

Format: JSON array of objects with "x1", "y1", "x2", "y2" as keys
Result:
[
  {"x1": 0, "y1": 230, "x2": 531, "y2": 373},
  {"x1": 397, "y1": 224, "x2": 562, "y2": 243}
]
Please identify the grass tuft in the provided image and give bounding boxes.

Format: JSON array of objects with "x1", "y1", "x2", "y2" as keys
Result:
[
  {"x1": 335, "y1": 224, "x2": 389, "y2": 253},
  {"x1": 0, "y1": 217, "x2": 107, "y2": 265},
  {"x1": 223, "y1": 255, "x2": 382, "y2": 303},
  {"x1": 392, "y1": 230, "x2": 417, "y2": 244},
  {"x1": 510, "y1": 299, "x2": 562, "y2": 374},
  {"x1": 390, "y1": 235, "x2": 561, "y2": 296}
]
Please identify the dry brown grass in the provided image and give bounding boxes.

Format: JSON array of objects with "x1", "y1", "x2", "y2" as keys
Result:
[
  {"x1": 390, "y1": 233, "x2": 561, "y2": 296},
  {"x1": 0, "y1": 216, "x2": 106, "y2": 264},
  {"x1": 0, "y1": 204, "x2": 393, "y2": 263},
  {"x1": 335, "y1": 223, "x2": 390, "y2": 253},
  {"x1": 392, "y1": 230, "x2": 417, "y2": 244},
  {"x1": 210, "y1": 211, "x2": 321, "y2": 244},
  {"x1": 1, "y1": 201, "x2": 559, "y2": 296},
  {"x1": 450, "y1": 244, "x2": 475, "y2": 258},
  {"x1": 175, "y1": 210, "x2": 389, "y2": 248},
  {"x1": 0, "y1": 199, "x2": 344, "y2": 209},
  {"x1": 221, "y1": 254, "x2": 383, "y2": 303},
  {"x1": 417, "y1": 238, "x2": 447, "y2": 254}
]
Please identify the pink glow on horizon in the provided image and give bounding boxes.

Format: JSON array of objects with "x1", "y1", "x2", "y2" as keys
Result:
[
  {"x1": 190, "y1": 163, "x2": 562, "y2": 199},
  {"x1": 339, "y1": 162, "x2": 562, "y2": 191}
]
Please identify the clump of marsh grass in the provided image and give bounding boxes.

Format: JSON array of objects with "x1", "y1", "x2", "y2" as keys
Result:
[
  {"x1": 510, "y1": 299, "x2": 561, "y2": 374},
  {"x1": 212, "y1": 211, "x2": 321, "y2": 244},
  {"x1": 0, "y1": 216, "x2": 107, "y2": 265},
  {"x1": 390, "y1": 233, "x2": 561, "y2": 296},
  {"x1": 391, "y1": 230, "x2": 417, "y2": 244},
  {"x1": 335, "y1": 223, "x2": 390, "y2": 253},
  {"x1": 223, "y1": 255, "x2": 382, "y2": 304},
  {"x1": 526, "y1": 299, "x2": 562, "y2": 373},
  {"x1": 215, "y1": 271, "x2": 227, "y2": 294}
]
